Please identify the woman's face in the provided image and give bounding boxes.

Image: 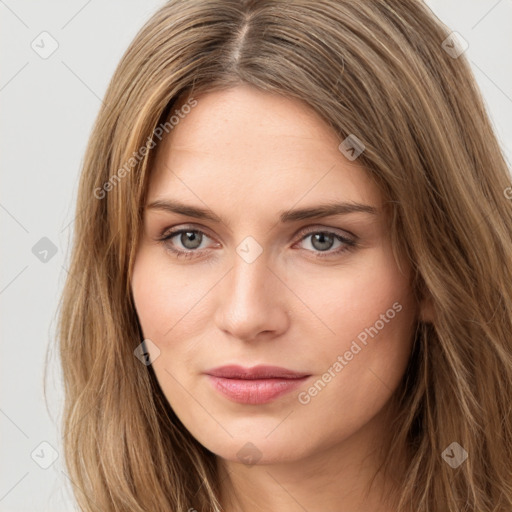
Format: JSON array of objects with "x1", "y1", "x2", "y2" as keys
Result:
[{"x1": 131, "y1": 84, "x2": 422, "y2": 466}]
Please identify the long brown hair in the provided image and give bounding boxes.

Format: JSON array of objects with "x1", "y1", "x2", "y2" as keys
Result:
[{"x1": 51, "y1": 1, "x2": 512, "y2": 510}]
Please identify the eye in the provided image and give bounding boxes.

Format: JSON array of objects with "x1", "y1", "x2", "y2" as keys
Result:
[
  {"x1": 158, "y1": 228, "x2": 217, "y2": 259},
  {"x1": 157, "y1": 225, "x2": 357, "y2": 260},
  {"x1": 293, "y1": 228, "x2": 357, "y2": 259}
]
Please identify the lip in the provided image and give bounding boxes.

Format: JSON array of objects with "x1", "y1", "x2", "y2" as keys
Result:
[
  {"x1": 205, "y1": 364, "x2": 310, "y2": 379},
  {"x1": 204, "y1": 365, "x2": 311, "y2": 404}
]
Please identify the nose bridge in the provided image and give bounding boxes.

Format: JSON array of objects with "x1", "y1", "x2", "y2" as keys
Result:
[
  {"x1": 226, "y1": 247, "x2": 272, "y2": 308},
  {"x1": 215, "y1": 244, "x2": 288, "y2": 340}
]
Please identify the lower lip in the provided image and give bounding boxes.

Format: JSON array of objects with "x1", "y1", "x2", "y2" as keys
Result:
[{"x1": 206, "y1": 375, "x2": 310, "y2": 404}]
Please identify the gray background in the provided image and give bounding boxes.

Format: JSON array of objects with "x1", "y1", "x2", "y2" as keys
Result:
[{"x1": 1, "y1": 1, "x2": 511, "y2": 510}]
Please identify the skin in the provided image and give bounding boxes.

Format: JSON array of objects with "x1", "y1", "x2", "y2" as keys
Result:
[{"x1": 131, "y1": 84, "x2": 433, "y2": 512}]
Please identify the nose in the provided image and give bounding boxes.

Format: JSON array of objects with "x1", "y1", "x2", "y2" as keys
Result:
[{"x1": 214, "y1": 250, "x2": 290, "y2": 342}]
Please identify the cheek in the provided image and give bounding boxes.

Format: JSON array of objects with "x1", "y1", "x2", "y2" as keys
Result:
[
  {"x1": 131, "y1": 247, "x2": 208, "y2": 341},
  {"x1": 292, "y1": 247, "x2": 414, "y2": 339},
  {"x1": 292, "y1": 247, "x2": 416, "y2": 389},
  {"x1": 286, "y1": 264, "x2": 415, "y2": 452}
]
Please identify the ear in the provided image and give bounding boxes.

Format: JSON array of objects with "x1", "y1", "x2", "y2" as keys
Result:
[{"x1": 418, "y1": 294, "x2": 435, "y2": 323}]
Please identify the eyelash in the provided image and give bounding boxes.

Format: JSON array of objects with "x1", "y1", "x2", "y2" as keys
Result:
[{"x1": 156, "y1": 225, "x2": 357, "y2": 261}]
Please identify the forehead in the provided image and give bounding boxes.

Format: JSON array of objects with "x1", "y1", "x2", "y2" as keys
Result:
[{"x1": 147, "y1": 85, "x2": 382, "y2": 216}]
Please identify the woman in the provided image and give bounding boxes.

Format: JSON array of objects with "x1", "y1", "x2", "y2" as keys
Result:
[{"x1": 55, "y1": 0, "x2": 512, "y2": 510}]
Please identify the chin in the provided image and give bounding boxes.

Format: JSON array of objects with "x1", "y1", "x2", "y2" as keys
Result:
[{"x1": 203, "y1": 433, "x2": 311, "y2": 466}]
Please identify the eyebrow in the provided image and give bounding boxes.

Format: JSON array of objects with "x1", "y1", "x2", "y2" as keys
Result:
[{"x1": 145, "y1": 199, "x2": 378, "y2": 223}]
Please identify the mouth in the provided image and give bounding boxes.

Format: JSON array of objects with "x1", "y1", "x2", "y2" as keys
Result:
[{"x1": 204, "y1": 365, "x2": 311, "y2": 404}]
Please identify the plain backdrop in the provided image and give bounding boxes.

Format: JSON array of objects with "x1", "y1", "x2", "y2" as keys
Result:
[{"x1": 1, "y1": 1, "x2": 511, "y2": 510}]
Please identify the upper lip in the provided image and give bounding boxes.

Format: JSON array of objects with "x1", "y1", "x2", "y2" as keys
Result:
[{"x1": 205, "y1": 365, "x2": 310, "y2": 380}]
